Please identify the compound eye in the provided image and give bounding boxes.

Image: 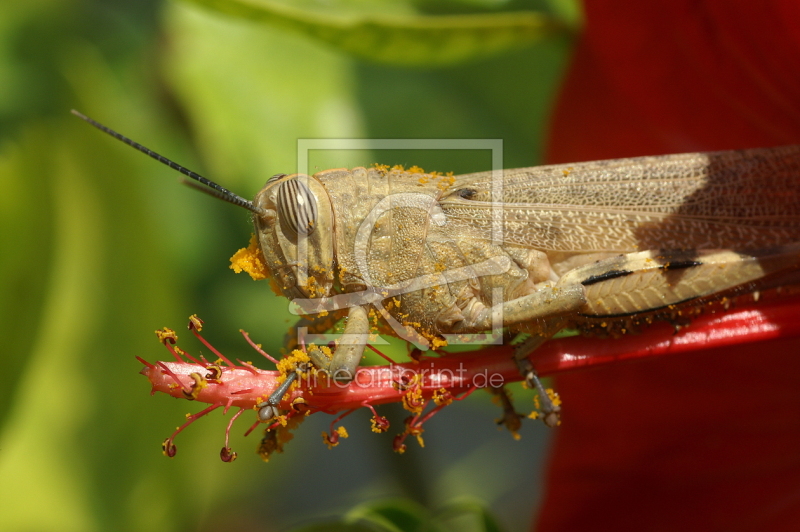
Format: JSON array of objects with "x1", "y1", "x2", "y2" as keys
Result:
[{"x1": 276, "y1": 177, "x2": 318, "y2": 236}]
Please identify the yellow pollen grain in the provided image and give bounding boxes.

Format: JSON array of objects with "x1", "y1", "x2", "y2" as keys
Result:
[
  {"x1": 230, "y1": 234, "x2": 270, "y2": 280},
  {"x1": 433, "y1": 388, "x2": 452, "y2": 406},
  {"x1": 546, "y1": 389, "x2": 562, "y2": 407},
  {"x1": 155, "y1": 327, "x2": 178, "y2": 343},
  {"x1": 431, "y1": 337, "x2": 448, "y2": 349}
]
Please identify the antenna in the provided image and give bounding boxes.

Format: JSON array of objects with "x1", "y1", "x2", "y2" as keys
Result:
[{"x1": 71, "y1": 109, "x2": 267, "y2": 216}]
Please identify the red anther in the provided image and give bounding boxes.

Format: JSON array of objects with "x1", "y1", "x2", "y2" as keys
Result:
[
  {"x1": 404, "y1": 393, "x2": 424, "y2": 409},
  {"x1": 153, "y1": 329, "x2": 187, "y2": 364},
  {"x1": 187, "y1": 314, "x2": 204, "y2": 331},
  {"x1": 205, "y1": 365, "x2": 223, "y2": 382},
  {"x1": 392, "y1": 434, "x2": 407, "y2": 454},
  {"x1": 220, "y1": 447, "x2": 237, "y2": 462},
  {"x1": 162, "y1": 438, "x2": 177, "y2": 458},
  {"x1": 371, "y1": 415, "x2": 390, "y2": 433},
  {"x1": 321, "y1": 410, "x2": 355, "y2": 448},
  {"x1": 181, "y1": 372, "x2": 208, "y2": 400},
  {"x1": 322, "y1": 424, "x2": 348, "y2": 449},
  {"x1": 291, "y1": 397, "x2": 310, "y2": 413},
  {"x1": 432, "y1": 388, "x2": 454, "y2": 406},
  {"x1": 393, "y1": 373, "x2": 413, "y2": 391},
  {"x1": 324, "y1": 431, "x2": 339, "y2": 446},
  {"x1": 401, "y1": 382, "x2": 425, "y2": 413},
  {"x1": 155, "y1": 329, "x2": 185, "y2": 363},
  {"x1": 361, "y1": 404, "x2": 390, "y2": 433},
  {"x1": 155, "y1": 327, "x2": 178, "y2": 345},
  {"x1": 399, "y1": 413, "x2": 426, "y2": 449}
]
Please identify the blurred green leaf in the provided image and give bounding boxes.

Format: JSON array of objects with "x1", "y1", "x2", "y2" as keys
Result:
[
  {"x1": 436, "y1": 498, "x2": 504, "y2": 532},
  {"x1": 292, "y1": 523, "x2": 379, "y2": 532},
  {"x1": 182, "y1": 0, "x2": 573, "y2": 66},
  {"x1": 346, "y1": 498, "x2": 434, "y2": 532},
  {"x1": 291, "y1": 497, "x2": 504, "y2": 532},
  {"x1": 1, "y1": 0, "x2": 573, "y2": 529}
]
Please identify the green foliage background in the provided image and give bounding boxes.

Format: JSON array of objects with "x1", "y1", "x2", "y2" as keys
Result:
[{"x1": 0, "y1": 0, "x2": 578, "y2": 530}]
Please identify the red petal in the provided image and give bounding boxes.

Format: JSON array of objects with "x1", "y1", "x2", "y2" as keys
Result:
[{"x1": 538, "y1": 1, "x2": 800, "y2": 530}]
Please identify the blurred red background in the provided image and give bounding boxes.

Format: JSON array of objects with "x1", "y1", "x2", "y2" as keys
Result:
[{"x1": 538, "y1": 2, "x2": 800, "y2": 530}]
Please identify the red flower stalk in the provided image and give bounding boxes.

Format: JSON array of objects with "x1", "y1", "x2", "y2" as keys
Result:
[{"x1": 139, "y1": 291, "x2": 800, "y2": 461}]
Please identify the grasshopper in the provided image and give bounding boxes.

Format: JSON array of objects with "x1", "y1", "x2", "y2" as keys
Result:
[{"x1": 73, "y1": 111, "x2": 800, "y2": 426}]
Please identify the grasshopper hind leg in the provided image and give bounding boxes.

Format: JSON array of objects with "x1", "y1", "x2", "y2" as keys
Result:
[
  {"x1": 497, "y1": 283, "x2": 585, "y2": 427},
  {"x1": 450, "y1": 281, "x2": 586, "y2": 427}
]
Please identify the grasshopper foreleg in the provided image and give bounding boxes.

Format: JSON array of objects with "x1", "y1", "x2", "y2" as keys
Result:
[
  {"x1": 256, "y1": 371, "x2": 299, "y2": 421},
  {"x1": 307, "y1": 305, "x2": 370, "y2": 384}
]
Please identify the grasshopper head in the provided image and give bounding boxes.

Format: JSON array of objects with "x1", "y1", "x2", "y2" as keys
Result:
[
  {"x1": 253, "y1": 173, "x2": 335, "y2": 301},
  {"x1": 69, "y1": 111, "x2": 336, "y2": 301}
]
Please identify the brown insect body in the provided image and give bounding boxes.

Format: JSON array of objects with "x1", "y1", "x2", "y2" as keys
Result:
[
  {"x1": 251, "y1": 147, "x2": 800, "y2": 384},
  {"x1": 70, "y1": 110, "x2": 800, "y2": 417}
]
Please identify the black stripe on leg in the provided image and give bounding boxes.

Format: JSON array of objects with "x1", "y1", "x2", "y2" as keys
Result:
[
  {"x1": 581, "y1": 269, "x2": 633, "y2": 286},
  {"x1": 662, "y1": 260, "x2": 703, "y2": 270}
]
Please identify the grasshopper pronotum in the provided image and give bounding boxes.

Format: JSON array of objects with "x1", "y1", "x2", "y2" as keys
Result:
[{"x1": 73, "y1": 110, "x2": 800, "y2": 427}]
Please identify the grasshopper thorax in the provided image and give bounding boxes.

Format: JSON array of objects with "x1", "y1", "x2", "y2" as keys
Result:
[{"x1": 253, "y1": 173, "x2": 335, "y2": 300}]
